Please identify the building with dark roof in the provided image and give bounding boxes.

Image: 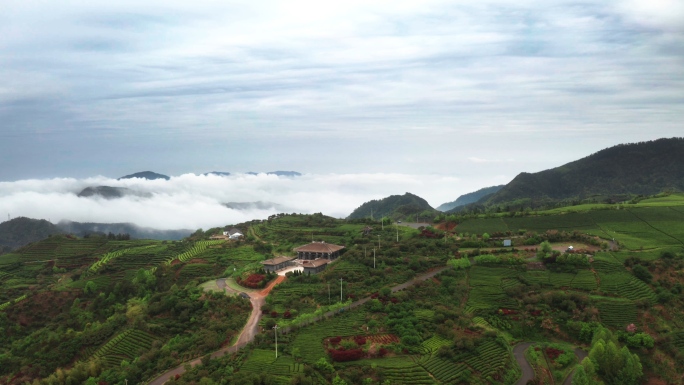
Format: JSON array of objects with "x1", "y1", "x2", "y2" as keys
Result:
[
  {"x1": 302, "y1": 259, "x2": 330, "y2": 274},
  {"x1": 261, "y1": 256, "x2": 295, "y2": 273},
  {"x1": 294, "y1": 241, "x2": 344, "y2": 260}
]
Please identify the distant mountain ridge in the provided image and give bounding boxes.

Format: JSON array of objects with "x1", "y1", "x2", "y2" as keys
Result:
[
  {"x1": 347, "y1": 192, "x2": 438, "y2": 220},
  {"x1": 477, "y1": 138, "x2": 684, "y2": 208},
  {"x1": 57, "y1": 221, "x2": 191, "y2": 240},
  {"x1": 223, "y1": 201, "x2": 284, "y2": 211},
  {"x1": 77, "y1": 186, "x2": 152, "y2": 199},
  {"x1": 118, "y1": 171, "x2": 170, "y2": 180},
  {"x1": 437, "y1": 185, "x2": 504, "y2": 211},
  {"x1": 246, "y1": 171, "x2": 302, "y2": 177}
]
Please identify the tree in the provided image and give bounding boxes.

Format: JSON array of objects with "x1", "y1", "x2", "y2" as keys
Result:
[
  {"x1": 83, "y1": 281, "x2": 97, "y2": 295},
  {"x1": 617, "y1": 346, "x2": 642, "y2": 385},
  {"x1": 572, "y1": 365, "x2": 589, "y2": 385},
  {"x1": 482, "y1": 233, "x2": 491, "y2": 242},
  {"x1": 315, "y1": 358, "x2": 334, "y2": 373},
  {"x1": 632, "y1": 265, "x2": 652, "y2": 283}
]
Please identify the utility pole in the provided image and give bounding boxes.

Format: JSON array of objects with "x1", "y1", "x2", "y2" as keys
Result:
[
  {"x1": 381, "y1": 217, "x2": 384, "y2": 230},
  {"x1": 340, "y1": 278, "x2": 343, "y2": 302},
  {"x1": 396, "y1": 224, "x2": 399, "y2": 242},
  {"x1": 373, "y1": 248, "x2": 376, "y2": 269},
  {"x1": 377, "y1": 235, "x2": 381, "y2": 250},
  {"x1": 273, "y1": 325, "x2": 279, "y2": 358}
]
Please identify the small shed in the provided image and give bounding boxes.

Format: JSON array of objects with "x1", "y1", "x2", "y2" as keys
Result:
[
  {"x1": 261, "y1": 256, "x2": 295, "y2": 273},
  {"x1": 503, "y1": 239, "x2": 512, "y2": 247},
  {"x1": 302, "y1": 259, "x2": 330, "y2": 274}
]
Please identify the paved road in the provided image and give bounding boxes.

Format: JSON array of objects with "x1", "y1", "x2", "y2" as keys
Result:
[
  {"x1": 396, "y1": 222, "x2": 431, "y2": 229},
  {"x1": 562, "y1": 348, "x2": 588, "y2": 385},
  {"x1": 513, "y1": 343, "x2": 588, "y2": 385},
  {"x1": 148, "y1": 266, "x2": 451, "y2": 384},
  {"x1": 513, "y1": 342, "x2": 534, "y2": 385}
]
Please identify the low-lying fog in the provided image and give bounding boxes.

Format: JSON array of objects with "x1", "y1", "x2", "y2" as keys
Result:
[{"x1": 0, "y1": 173, "x2": 508, "y2": 230}]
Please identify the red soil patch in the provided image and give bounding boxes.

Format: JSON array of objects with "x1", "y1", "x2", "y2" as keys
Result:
[
  {"x1": 9, "y1": 290, "x2": 79, "y2": 327},
  {"x1": 170, "y1": 259, "x2": 182, "y2": 266},
  {"x1": 366, "y1": 334, "x2": 400, "y2": 344},
  {"x1": 434, "y1": 222, "x2": 457, "y2": 231}
]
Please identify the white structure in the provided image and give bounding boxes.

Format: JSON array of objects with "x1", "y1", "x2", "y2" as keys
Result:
[
  {"x1": 223, "y1": 228, "x2": 244, "y2": 240},
  {"x1": 503, "y1": 239, "x2": 512, "y2": 247}
]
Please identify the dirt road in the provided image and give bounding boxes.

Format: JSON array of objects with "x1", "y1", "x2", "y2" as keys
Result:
[
  {"x1": 148, "y1": 266, "x2": 451, "y2": 384},
  {"x1": 148, "y1": 278, "x2": 274, "y2": 385}
]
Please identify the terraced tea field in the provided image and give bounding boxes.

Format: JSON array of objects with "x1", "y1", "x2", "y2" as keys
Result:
[
  {"x1": 595, "y1": 298, "x2": 638, "y2": 327},
  {"x1": 290, "y1": 310, "x2": 368, "y2": 363},
  {"x1": 88, "y1": 329, "x2": 157, "y2": 367},
  {"x1": 466, "y1": 266, "x2": 518, "y2": 313}
]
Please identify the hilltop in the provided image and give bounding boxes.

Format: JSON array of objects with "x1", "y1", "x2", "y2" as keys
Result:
[
  {"x1": 117, "y1": 171, "x2": 170, "y2": 180},
  {"x1": 470, "y1": 138, "x2": 684, "y2": 209},
  {"x1": 346, "y1": 192, "x2": 438, "y2": 220},
  {"x1": 0, "y1": 217, "x2": 62, "y2": 253}
]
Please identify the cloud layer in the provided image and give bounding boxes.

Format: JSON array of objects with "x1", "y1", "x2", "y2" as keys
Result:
[
  {"x1": 0, "y1": 173, "x2": 506, "y2": 229},
  {"x1": 1, "y1": 0, "x2": 683, "y2": 181}
]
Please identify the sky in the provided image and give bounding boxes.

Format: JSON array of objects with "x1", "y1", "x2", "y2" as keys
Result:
[{"x1": 1, "y1": 0, "x2": 683, "y2": 226}]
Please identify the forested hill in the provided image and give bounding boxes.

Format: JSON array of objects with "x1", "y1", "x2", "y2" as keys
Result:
[
  {"x1": 346, "y1": 192, "x2": 438, "y2": 220},
  {"x1": 0, "y1": 217, "x2": 62, "y2": 254},
  {"x1": 437, "y1": 185, "x2": 504, "y2": 211},
  {"x1": 482, "y1": 138, "x2": 684, "y2": 206}
]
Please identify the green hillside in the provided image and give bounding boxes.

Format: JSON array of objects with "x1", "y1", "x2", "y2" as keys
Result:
[
  {"x1": 0, "y1": 217, "x2": 63, "y2": 254},
  {"x1": 483, "y1": 138, "x2": 684, "y2": 207},
  {"x1": 1, "y1": 199, "x2": 684, "y2": 385},
  {"x1": 437, "y1": 185, "x2": 504, "y2": 211}
]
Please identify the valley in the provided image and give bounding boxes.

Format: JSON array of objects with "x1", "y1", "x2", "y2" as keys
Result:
[{"x1": 1, "y1": 194, "x2": 684, "y2": 384}]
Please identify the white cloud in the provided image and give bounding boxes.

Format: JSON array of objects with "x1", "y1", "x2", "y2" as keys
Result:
[{"x1": 0, "y1": 173, "x2": 508, "y2": 229}]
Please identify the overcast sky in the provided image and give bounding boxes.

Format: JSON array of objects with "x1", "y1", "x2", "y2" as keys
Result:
[{"x1": 1, "y1": 0, "x2": 683, "y2": 187}]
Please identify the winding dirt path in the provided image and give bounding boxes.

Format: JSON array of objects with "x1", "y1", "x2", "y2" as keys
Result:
[{"x1": 148, "y1": 279, "x2": 274, "y2": 385}]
